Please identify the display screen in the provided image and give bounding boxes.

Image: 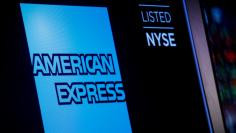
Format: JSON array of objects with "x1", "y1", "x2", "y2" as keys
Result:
[
  {"x1": 20, "y1": 4, "x2": 132, "y2": 133},
  {"x1": 200, "y1": 0, "x2": 236, "y2": 132},
  {"x1": 3, "y1": 0, "x2": 211, "y2": 132}
]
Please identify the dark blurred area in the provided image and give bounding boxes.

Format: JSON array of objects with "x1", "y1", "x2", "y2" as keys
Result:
[{"x1": 200, "y1": 0, "x2": 236, "y2": 132}]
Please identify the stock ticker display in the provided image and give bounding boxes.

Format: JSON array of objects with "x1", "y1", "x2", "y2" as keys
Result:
[{"x1": 2, "y1": 0, "x2": 211, "y2": 132}]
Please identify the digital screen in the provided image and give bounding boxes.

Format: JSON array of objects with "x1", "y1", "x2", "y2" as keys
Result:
[
  {"x1": 2, "y1": 0, "x2": 212, "y2": 132},
  {"x1": 200, "y1": 0, "x2": 236, "y2": 132},
  {"x1": 20, "y1": 4, "x2": 132, "y2": 133}
]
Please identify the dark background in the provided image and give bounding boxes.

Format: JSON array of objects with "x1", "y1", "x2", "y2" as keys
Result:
[
  {"x1": 2, "y1": 0, "x2": 211, "y2": 132},
  {"x1": 200, "y1": 0, "x2": 236, "y2": 132}
]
